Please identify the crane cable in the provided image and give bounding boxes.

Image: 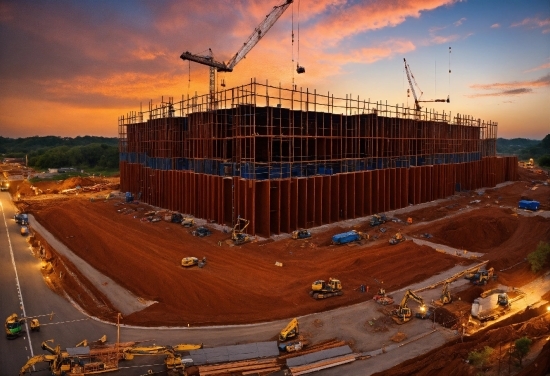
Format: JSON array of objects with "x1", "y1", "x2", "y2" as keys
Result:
[
  {"x1": 297, "y1": 0, "x2": 301, "y2": 68},
  {"x1": 291, "y1": 0, "x2": 295, "y2": 88}
]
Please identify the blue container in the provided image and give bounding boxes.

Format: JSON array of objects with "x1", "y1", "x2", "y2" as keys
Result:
[
  {"x1": 332, "y1": 231, "x2": 360, "y2": 245},
  {"x1": 518, "y1": 200, "x2": 540, "y2": 211}
]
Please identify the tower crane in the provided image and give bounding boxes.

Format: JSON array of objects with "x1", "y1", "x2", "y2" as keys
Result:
[
  {"x1": 180, "y1": 0, "x2": 293, "y2": 104},
  {"x1": 403, "y1": 58, "x2": 449, "y2": 114}
]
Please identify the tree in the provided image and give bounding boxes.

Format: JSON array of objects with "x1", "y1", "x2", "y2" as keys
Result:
[
  {"x1": 538, "y1": 154, "x2": 550, "y2": 168},
  {"x1": 527, "y1": 242, "x2": 550, "y2": 273},
  {"x1": 468, "y1": 346, "x2": 494, "y2": 367},
  {"x1": 514, "y1": 337, "x2": 532, "y2": 366},
  {"x1": 541, "y1": 134, "x2": 550, "y2": 149}
]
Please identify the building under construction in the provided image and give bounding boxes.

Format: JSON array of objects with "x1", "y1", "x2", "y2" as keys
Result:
[{"x1": 118, "y1": 80, "x2": 517, "y2": 238}]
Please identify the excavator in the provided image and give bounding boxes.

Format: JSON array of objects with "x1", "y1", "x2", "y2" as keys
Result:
[
  {"x1": 472, "y1": 267, "x2": 494, "y2": 285},
  {"x1": 231, "y1": 217, "x2": 250, "y2": 245},
  {"x1": 310, "y1": 278, "x2": 343, "y2": 299},
  {"x1": 391, "y1": 289, "x2": 426, "y2": 324},
  {"x1": 433, "y1": 281, "x2": 452, "y2": 307},
  {"x1": 279, "y1": 318, "x2": 299, "y2": 342}
]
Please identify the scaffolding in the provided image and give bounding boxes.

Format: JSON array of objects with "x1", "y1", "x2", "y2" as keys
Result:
[{"x1": 118, "y1": 79, "x2": 515, "y2": 237}]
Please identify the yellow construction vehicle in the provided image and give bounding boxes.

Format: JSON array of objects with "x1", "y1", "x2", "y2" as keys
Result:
[
  {"x1": 232, "y1": 217, "x2": 250, "y2": 245},
  {"x1": 310, "y1": 278, "x2": 343, "y2": 299},
  {"x1": 433, "y1": 281, "x2": 452, "y2": 307},
  {"x1": 373, "y1": 287, "x2": 394, "y2": 305},
  {"x1": 181, "y1": 217, "x2": 195, "y2": 227},
  {"x1": 291, "y1": 229, "x2": 311, "y2": 240},
  {"x1": 19, "y1": 354, "x2": 58, "y2": 376},
  {"x1": 391, "y1": 289, "x2": 426, "y2": 324},
  {"x1": 389, "y1": 232, "x2": 405, "y2": 245},
  {"x1": 5, "y1": 313, "x2": 41, "y2": 338},
  {"x1": 471, "y1": 267, "x2": 494, "y2": 286},
  {"x1": 279, "y1": 318, "x2": 299, "y2": 342}
]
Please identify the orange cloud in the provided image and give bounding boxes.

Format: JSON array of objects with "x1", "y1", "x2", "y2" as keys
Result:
[
  {"x1": 511, "y1": 16, "x2": 550, "y2": 33},
  {"x1": 468, "y1": 73, "x2": 550, "y2": 97}
]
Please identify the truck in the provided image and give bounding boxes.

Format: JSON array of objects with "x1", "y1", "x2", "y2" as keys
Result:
[
  {"x1": 331, "y1": 230, "x2": 368, "y2": 245},
  {"x1": 370, "y1": 214, "x2": 387, "y2": 227},
  {"x1": 471, "y1": 293, "x2": 511, "y2": 322},
  {"x1": 518, "y1": 200, "x2": 540, "y2": 211},
  {"x1": 0, "y1": 180, "x2": 9, "y2": 191},
  {"x1": 14, "y1": 213, "x2": 29, "y2": 225}
]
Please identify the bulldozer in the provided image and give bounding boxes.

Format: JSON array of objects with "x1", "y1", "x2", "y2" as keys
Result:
[
  {"x1": 181, "y1": 217, "x2": 195, "y2": 227},
  {"x1": 232, "y1": 217, "x2": 251, "y2": 245},
  {"x1": 310, "y1": 278, "x2": 343, "y2": 299},
  {"x1": 279, "y1": 318, "x2": 299, "y2": 342},
  {"x1": 389, "y1": 233, "x2": 405, "y2": 245},
  {"x1": 291, "y1": 229, "x2": 311, "y2": 240},
  {"x1": 391, "y1": 289, "x2": 426, "y2": 324},
  {"x1": 181, "y1": 256, "x2": 206, "y2": 268}
]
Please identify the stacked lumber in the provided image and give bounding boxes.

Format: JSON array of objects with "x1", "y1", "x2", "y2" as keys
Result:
[
  {"x1": 288, "y1": 354, "x2": 356, "y2": 375},
  {"x1": 197, "y1": 358, "x2": 281, "y2": 375},
  {"x1": 278, "y1": 338, "x2": 346, "y2": 360}
]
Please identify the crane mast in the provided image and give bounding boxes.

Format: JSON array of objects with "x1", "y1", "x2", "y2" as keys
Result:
[
  {"x1": 180, "y1": 0, "x2": 293, "y2": 104},
  {"x1": 403, "y1": 58, "x2": 449, "y2": 114}
]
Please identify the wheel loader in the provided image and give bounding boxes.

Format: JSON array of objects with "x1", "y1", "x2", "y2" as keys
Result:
[{"x1": 309, "y1": 278, "x2": 343, "y2": 299}]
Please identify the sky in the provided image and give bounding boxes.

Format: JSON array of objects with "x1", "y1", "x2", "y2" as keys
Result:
[{"x1": 0, "y1": 0, "x2": 548, "y2": 139}]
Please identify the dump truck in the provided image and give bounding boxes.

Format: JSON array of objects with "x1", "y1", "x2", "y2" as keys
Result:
[
  {"x1": 309, "y1": 278, "x2": 343, "y2": 299},
  {"x1": 332, "y1": 230, "x2": 368, "y2": 245},
  {"x1": 518, "y1": 200, "x2": 540, "y2": 211},
  {"x1": 471, "y1": 267, "x2": 494, "y2": 286},
  {"x1": 471, "y1": 293, "x2": 511, "y2": 322}
]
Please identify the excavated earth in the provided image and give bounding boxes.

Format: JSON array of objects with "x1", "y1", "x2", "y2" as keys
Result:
[{"x1": 13, "y1": 167, "x2": 549, "y2": 328}]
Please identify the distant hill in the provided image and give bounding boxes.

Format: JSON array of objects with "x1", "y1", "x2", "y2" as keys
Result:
[
  {"x1": 497, "y1": 135, "x2": 550, "y2": 167},
  {"x1": 0, "y1": 136, "x2": 117, "y2": 155}
]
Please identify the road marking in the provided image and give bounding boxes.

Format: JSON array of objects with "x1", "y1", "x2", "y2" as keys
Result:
[
  {"x1": 0, "y1": 201, "x2": 34, "y2": 358},
  {"x1": 118, "y1": 362, "x2": 164, "y2": 369},
  {"x1": 40, "y1": 318, "x2": 88, "y2": 326}
]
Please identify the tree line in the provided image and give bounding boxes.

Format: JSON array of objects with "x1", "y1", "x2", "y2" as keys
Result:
[{"x1": 0, "y1": 136, "x2": 119, "y2": 170}]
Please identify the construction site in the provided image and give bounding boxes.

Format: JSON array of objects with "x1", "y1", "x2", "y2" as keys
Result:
[
  {"x1": 118, "y1": 79, "x2": 517, "y2": 237},
  {"x1": 3, "y1": 0, "x2": 550, "y2": 373}
]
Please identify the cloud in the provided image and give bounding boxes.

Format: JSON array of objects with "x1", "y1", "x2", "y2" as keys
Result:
[
  {"x1": 524, "y1": 61, "x2": 550, "y2": 73},
  {"x1": 511, "y1": 16, "x2": 550, "y2": 33},
  {"x1": 468, "y1": 73, "x2": 550, "y2": 97},
  {"x1": 454, "y1": 17, "x2": 466, "y2": 26},
  {"x1": 491, "y1": 23, "x2": 500, "y2": 28}
]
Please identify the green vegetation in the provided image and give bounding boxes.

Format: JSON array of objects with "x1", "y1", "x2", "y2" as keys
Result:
[
  {"x1": 527, "y1": 242, "x2": 550, "y2": 273},
  {"x1": 0, "y1": 136, "x2": 118, "y2": 172},
  {"x1": 467, "y1": 346, "x2": 494, "y2": 367},
  {"x1": 513, "y1": 337, "x2": 532, "y2": 366},
  {"x1": 497, "y1": 134, "x2": 550, "y2": 167}
]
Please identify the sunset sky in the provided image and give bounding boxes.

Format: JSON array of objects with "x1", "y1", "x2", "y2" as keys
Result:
[{"x1": 0, "y1": 0, "x2": 548, "y2": 139}]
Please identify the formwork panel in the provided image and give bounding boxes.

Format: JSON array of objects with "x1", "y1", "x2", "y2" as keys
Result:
[
  {"x1": 314, "y1": 176, "x2": 323, "y2": 226},
  {"x1": 322, "y1": 176, "x2": 331, "y2": 224},
  {"x1": 426, "y1": 166, "x2": 432, "y2": 201},
  {"x1": 355, "y1": 172, "x2": 364, "y2": 218},
  {"x1": 383, "y1": 169, "x2": 390, "y2": 212},
  {"x1": 290, "y1": 179, "x2": 298, "y2": 231},
  {"x1": 307, "y1": 178, "x2": 316, "y2": 228},
  {"x1": 298, "y1": 178, "x2": 307, "y2": 229},
  {"x1": 400, "y1": 168, "x2": 408, "y2": 207},
  {"x1": 255, "y1": 180, "x2": 270, "y2": 237},
  {"x1": 389, "y1": 168, "x2": 396, "y2": 210},
  {"x1": 245, "y1": 179, "x2": 255, "y2": 235},
  {"x1": 364, "y1": 171, "x2": 372, "y2": 215},
  {"x1": 280, "y1": 179, "x2": 291, "y2": 234},
  {"x1": 330, "y1": 175, "x2": 339, "y2": 223},
  {"x1": 339, "y1": 175, "x2": 348, "y2": 220},
  {"x1": 371, "y1": 170, "x2": 379, "y2": 213},
  {"x1": 346, "y1": 174, "x2": 355, "y2": 220}
]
